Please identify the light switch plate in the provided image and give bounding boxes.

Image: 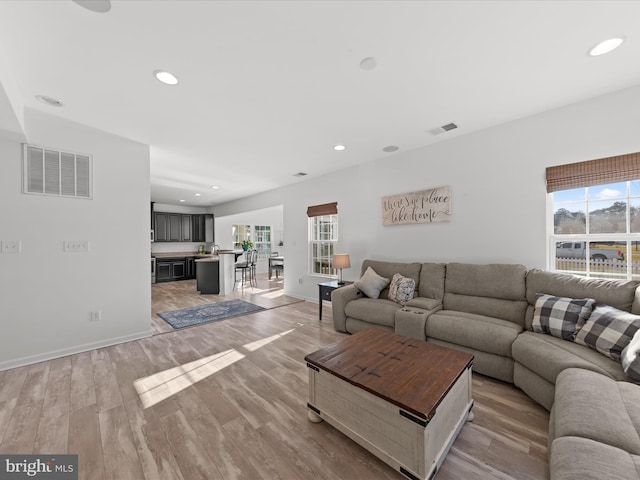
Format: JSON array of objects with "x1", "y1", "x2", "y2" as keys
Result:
[{"x1": 1, "y1": 240, "x2": 21, "y2": 253}]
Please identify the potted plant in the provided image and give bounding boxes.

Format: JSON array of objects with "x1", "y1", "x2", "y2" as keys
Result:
[{"x1": 240, "y1": 240, "x2": 254, "y2": 251}]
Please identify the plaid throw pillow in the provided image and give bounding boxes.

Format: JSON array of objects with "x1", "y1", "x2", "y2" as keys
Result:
[
  {"x1": 622, "y1": 329, "x2": 640, "y2": 382},
  {"x1": 575, "y1": 305, "x2": 640, "y2": 362},
  {"x1": 388, "y1": 273, "x2": 416, "y2": 305},
  {"x1": 532, "y1": 294, "x2": 595, "y2": 341}
]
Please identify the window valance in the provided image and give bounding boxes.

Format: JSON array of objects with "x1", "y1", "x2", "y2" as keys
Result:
[
  {"x1": 546, "y1": 152, "x2": 640, "y2": 193},
  {"x1": 307, "y1": 202, "x2": 338, "y2": 217}
]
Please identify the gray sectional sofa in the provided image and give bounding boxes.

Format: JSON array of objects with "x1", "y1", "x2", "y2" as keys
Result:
[{"x1": 331, "y1": 259, "x2": 640, "y2": 479}]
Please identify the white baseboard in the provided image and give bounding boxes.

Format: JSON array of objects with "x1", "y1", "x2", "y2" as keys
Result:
[{"x1": 0, "y1": 329, "x2": 154, "y2": 372}]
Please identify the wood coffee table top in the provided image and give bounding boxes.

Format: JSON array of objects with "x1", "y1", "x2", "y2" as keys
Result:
[{"x1": 305, "y1": 328, "x2": 473, "y2": 422}]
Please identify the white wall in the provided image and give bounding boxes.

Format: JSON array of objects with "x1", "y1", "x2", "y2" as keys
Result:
[
  {"x1": 214, "y1": 205, "x2": 284, "y2": 274},
  {"x1": 0, "y1": 108, "x2": 152, "y2": 370},
  {"x1": 213, "y1": 85, "x2": 640, "y2": 302}
]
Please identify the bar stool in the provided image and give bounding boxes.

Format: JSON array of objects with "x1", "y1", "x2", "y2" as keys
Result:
[{"x1": 234, "y1": 251, "x2": 252, "y2": 290}]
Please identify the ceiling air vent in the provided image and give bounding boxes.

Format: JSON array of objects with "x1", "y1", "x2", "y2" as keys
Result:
[
  {"x1": 23, "y1": 144, "x2": 92, "y2": 199},
  {"x1": 428, "y1": 122, "x2": 458, "y2": 136}
]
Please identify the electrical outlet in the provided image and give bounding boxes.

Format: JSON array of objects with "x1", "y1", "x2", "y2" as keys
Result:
[
  {"x1": 1, "y1": 240, "x2": 21, "y2": 253},
  {"x1": 64, "y1": 240, "x2": 90, "y2": 252},
  {"x1": 90, "y1": 311, "x2": 101, "y2": 322},
  {"x1": 298, "y1": 277, "x2": 303, "y2": 284}
]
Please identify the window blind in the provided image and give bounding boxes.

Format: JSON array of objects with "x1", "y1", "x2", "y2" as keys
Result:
[
  {"x1": 307, "y1": 202, "x2": 338, "y2": 217},
  {"x1": 546, "y1": 151, "x2": 640, "y2": 193}
]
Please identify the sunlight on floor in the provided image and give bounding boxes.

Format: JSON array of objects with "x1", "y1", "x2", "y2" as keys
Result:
[
  {"x1": 134, "y1": 349, "x2": 245, "y2": 408},
  {"x1": 240, "y1": 285, "x2": 285, "y2": 298},
  {"x1": 242, "y1": 328, "x2": 294, "y2": 352},
  {"x1": 133, "y1": 327, "x2": 296, "y2": 408}
]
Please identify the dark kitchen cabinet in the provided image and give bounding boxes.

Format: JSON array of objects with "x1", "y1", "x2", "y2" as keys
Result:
[
  {"x1": 156, "y1": 261, "x2": 172, "y2": 282},
  {"x1": 168, "y1": 214, "x2": 181, "y2": 242},
  {"x1": 154, "y1": 212, "x2": 168, "y2": 242},
  {"x1": 156, "y1": 257, "x2": 187, "y2": 282},
  {"x1": 186, "y1": 257, "x2": 196, "y2": 279},
  {"x1": 181, "y1": 215, "x2": 192, "y2": 242},
  {"x1": 192, "y1": 214, "x2": 205, "y2": 242},
  {"x1": 205, "y1": 214, "x2": 215, "y2": 243},
  {"x1": 153, "y1": 211, "x2": 214, "y2": 244}
]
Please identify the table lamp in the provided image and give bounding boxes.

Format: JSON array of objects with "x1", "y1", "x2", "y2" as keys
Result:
[{"x1": 333, "y1": 254, "x2": 351, "y2": 285}]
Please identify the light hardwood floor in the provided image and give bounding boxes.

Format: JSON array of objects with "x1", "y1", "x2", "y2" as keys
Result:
[{"x1": 0, "y1": 275, "x2": 550, "y2": 479}]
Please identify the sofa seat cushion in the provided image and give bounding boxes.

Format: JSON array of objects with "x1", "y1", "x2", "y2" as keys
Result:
[
  {"x1": 512, "y1": 331, "x2": 626, "y2": 385},
  {"x1": 425, "y1": 310, "x2": 522, "y2": 357},
  {"x1": 550, "y1": 436, "x2": 640, "y2": 480},
  {"x1": 553, "y1": 368, "x2": 640, "y2": 455},
  {"x1": 344, "y1": 298, "x2": 402, "y2": 328}
]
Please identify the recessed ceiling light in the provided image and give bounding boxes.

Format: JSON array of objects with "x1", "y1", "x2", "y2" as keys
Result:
[
  {"x1": 588, "y1": 37, "x2": 624, "y2": 56},
  {"x1": 72, "y1": 0, "x2": 111, "y2": 13},
  {"x1": 194, "y1": 193, "x2": 201, "y2": 197},
  {"x1": 334, "y1": 145, "x2": 346, "y2": 151},
  {"x1": 382, "y1": 145, "x2": 399, "y2": 153},
  {"x1": 359, "y1": 57, "x2": 377, "y2": 70},
  {"x1": 153, "y1": 70, "x2": 179, "y2": 85},
  {"x1": 35, "y1": 95, "x2": 63, "y2": 107},
  {"x1": 210, "y1": 185, "x2": 220, "y2": 189},
  {"x1": 179, "y1": 199, "x2": 186, "y2": 203}
]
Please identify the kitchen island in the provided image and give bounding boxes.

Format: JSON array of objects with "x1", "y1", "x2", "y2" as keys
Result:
[
  {"x1": 194, "y1": 250, "x2": 241, "y2": 295},
  {"x1": 153, "y1": 250, "x2": 242, "y2": 294}
]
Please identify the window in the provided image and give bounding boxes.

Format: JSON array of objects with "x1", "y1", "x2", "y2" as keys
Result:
[
  {"x1": 309, "y1": 214, "x2": 338, "y2": 275},
  {"x1": 232, "y1": 224, "x2": 251, "y2": 248},
  {"x1": 547, "y1": 152, "x2": 640, "y2": 280},
  {"x1": 307, "y1": 202, "x2": 339, "y2": 276},
  {"x1": 550, "y1": 180, "x2": 640, "y2": 280},
  {"x1": 254, "y1": 225, "x2": 271, "y2": 258}
]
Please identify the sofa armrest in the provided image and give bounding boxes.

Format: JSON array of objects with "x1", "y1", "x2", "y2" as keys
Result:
[
  {"x1": 331, "y1": 284, "x2": 361, "y2": 332},
  {"x1": 405, "y1": 297, "x2": 442, "y2": 311}
]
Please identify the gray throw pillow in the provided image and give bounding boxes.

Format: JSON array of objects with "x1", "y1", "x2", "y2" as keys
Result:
[
  {"x1": 532, "y1": 294, "x2": 595, "y2": 341},
  {"x1": 388, "y1": 273, "x2": 415, "y2": 305},
  {"x1": 621, "y1": 328, "x2": 640, "y2": 382},
  {"x1": 354, "y1": 266, "x2": 390, "y2": 299},
  {"x1": 575, "y1": 305, "x2": 640, "y2": 362}
]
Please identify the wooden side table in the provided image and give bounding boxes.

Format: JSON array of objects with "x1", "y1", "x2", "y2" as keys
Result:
[{"x1": 318, "y1": 280, "x2": 353, "y2": 320}]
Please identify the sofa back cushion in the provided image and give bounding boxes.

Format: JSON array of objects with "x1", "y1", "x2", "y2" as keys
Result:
[
  {"x1": 525, "y1": 269, "x2": 640, "y2": 330},
  {"x1": 418, "y1": 263, "x2": 446, "y2": 300},
  {"x1": 443, "y1": 263, "x2": 528, "y2": 326},
  {"x1": 360, "y1": 260, "x2": 422, "y2": 300}
]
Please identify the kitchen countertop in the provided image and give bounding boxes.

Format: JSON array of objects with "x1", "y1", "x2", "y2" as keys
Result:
[
  {"x1": 152, "y1": 251, "x2": 208, "y2": 258},
  {"x1": 195, "y1": 256, "x2": 220, "y2": 262},
  {"x1": 152, "y1": 250, "x2": 243, "y2": 258}
]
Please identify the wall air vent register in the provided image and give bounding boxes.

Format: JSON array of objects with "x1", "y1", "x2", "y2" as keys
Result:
[{"x1": 22, "y1": 144, "x2": 92, "y2": 199}]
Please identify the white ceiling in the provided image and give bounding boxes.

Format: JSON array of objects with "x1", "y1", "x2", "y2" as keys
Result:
[{"x1": 0, "y1": 0, "x2": 639, "y2": 206}]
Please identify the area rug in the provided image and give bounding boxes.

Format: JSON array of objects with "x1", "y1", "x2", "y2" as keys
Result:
[{"x1": 158, "y1": 299, "x2": 266, "y2": 329}]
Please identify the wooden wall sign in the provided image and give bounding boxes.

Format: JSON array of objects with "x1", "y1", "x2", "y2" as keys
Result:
[{"x1": 382, "y1": 186, "x2": 451, "y2": 226}]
